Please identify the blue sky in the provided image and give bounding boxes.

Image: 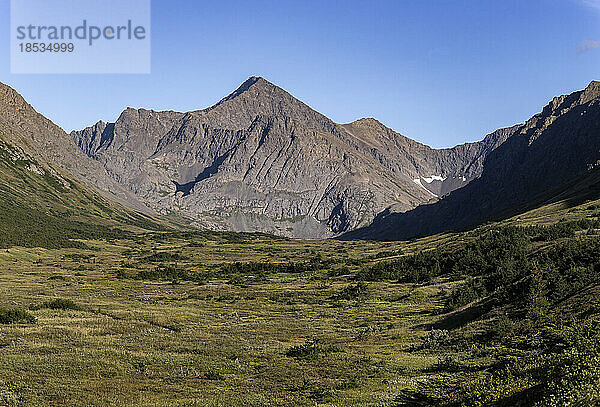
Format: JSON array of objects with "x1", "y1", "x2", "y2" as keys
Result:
[{"x1": 0, "y1": 0, "x2": 599, "y2": 148}]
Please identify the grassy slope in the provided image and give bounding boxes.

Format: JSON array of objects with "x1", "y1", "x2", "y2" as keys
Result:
[{"x1": 0, "y1": 137, "x2": 167, "y2": 249}]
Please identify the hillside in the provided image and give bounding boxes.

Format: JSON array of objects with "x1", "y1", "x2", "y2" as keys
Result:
[
  {"x1": 0, "y1": 83, "x2": 151, "y2": 215},
  {"x1": 0, "y1": 83, "x2": 164, "y2": 248}
]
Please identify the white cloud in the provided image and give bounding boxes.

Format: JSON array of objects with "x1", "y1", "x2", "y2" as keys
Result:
[{"x1": 578, "y1": 39, "x2": 600, "y2": 54}]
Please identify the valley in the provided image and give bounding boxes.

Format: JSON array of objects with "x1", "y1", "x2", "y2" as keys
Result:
[
  {"x1": 1, "y1": 74, "x2": 600, "y2": 406},
  {"x1": 3, "y1": 1, "x2": 600, "y2": 405},
  {"x1": 0, "y1": 188, "x2": 599, "y2": 406}
]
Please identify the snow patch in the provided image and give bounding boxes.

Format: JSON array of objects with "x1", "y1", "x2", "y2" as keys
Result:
[
  {"x1": 421, "y1": 175, "x2": 446, "y2": 184},
  {"x1": 413, "y1": 178, "x2": 438, "y2": 197}
]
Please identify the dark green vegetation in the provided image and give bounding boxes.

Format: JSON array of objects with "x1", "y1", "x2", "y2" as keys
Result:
[
  {"x1": 359, "y1": 225, "x2": 600, "y2": 406},
  {"x1": 0, "y1": 308, "x2": 36, "y2": 324},
  {"x1": 353, "y1": 212, "x2": 600, "y2": 405},
  {"x1": 0, "y1": 196, "x2": 131, "y2": 249},
  {"x1": 1, "y1": 179, "x2": 600, "y2": 405},
  {"x1": 31, "y1": 298, "x2": 82, "y2": 311}
]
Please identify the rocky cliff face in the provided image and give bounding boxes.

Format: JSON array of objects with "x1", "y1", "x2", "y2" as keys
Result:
[
  {"x1": 71, "y1": 77, "x2": 514, "y2": 237},
  {"x1": 344, "y1": 81, "x2": 600, "y2": 240}
]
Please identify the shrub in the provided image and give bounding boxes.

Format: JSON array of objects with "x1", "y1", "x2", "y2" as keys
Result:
[
  {"x1": 143, "y1": 251, "x2": 188, "y2": 262},
  {"x1": 420, "y1": 330, "x2": 450, "y2": 350},
  {"x1": 0, "y1": 307, "x2": 36, "y2": 324},
  {"x1": 357, "y1": 227, "x2": 530, "y2": 284},
  {"x1": 370, "y1": 249, "x2": 404, "y2": 259},
  {"x1": 336, "y1": 282, "x2": 368, "y2": 300},
  {"x1": 34, "y1": 298, "x2": 82, "y2": 311},
  {"x1": 286, "y1": 339, "x2": 326, "y2": 360},
  {"x1": 427, "y1": 355, "x2": 464, "y2": 373},
  {"x1": 525, "y1": 269, "x2": 549, "y2": 322},
  {"x1": 357, "y1": 250, "x2": 444, "y2": 283},
  {"x1": 203, "y1": 371, "x2": 225, "y2": 381},
  {"x1": 309, "y1": 386, "x2": 335, "y2": 402},
  {"x1": 445, "y1": 277, "x2": 488, "y2": 310},
  {"x1": 490, "y1": 314, "x2": 515, "y2": 339}
]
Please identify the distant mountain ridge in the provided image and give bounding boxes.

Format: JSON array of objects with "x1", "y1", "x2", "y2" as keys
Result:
[
  {"x1": 3, "y1": 77, "x2": 596, "y2": 239},
  {"x1": 71, "y1": 76, "x2": 514, "y2": 237},
  {"x1": 344, "y1": 81, "x2": 600, "y2": 240}
]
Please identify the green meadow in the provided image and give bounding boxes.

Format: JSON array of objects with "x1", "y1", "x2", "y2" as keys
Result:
[{"x1": 0, "y1": 197, "x2": 599, "y2": 406}]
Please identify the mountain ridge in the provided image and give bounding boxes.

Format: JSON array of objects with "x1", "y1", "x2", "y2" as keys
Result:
[
  {"x1": 69, "y1": 76, "x2": 520, "y2": 237},
  {"x1": 0, "y1": 82, "x2": 153, "y2": 215},
  {"x1": 4, "y1": 77, "x2": 598, "y2": 239},
  {"x1": 343, "y1": 80, "x2": 600, "y2": 240}
]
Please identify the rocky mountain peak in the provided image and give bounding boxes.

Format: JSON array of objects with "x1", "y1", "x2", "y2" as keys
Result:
[
  {"x1": 521, "y1": 81, "x2": 600, "y2": 145},
  {"x1": 581, "y1": 80, "x2": 600, "y2": 104},
  {"x1": 70, "y1": 76, "x2": 523, "y2": 237},
  {"x1": 545, "y1": 81, "x2": 600, "y2": 113},
  {"x1": 210, "y1": 76, "x2": 288, "y2": 109},
  {"x1": 350, "y1": 118, "x2": 386, "y2": 129},
  {"x1": 586, "y1": 80, "x2": 600, "y2": 89},
  {"x1": 0, "y1": 82, "x2": 31, "y2": 112},
  {"x1": 194, "y1": 76, "x2": 334, "y2": 132},
  {"x1": 215, "y1": 76, "x2": 265, "y2": 103}
]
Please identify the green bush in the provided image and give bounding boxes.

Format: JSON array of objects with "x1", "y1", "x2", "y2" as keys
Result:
[
  {"x1": 285, "y1": 339, "x2": 339, "y2": 360},
  {"x1": 336, "y1": 282, "x2": 368, "y2": 300},
  {"x1": 445, "y1": 277, "x2": 488, "y2": 310},
  {"x1": 143, "y1": 251, "x2": 188, "y2": 262},
  {"x1": 203, "y1": 371, "x2": 225, "y2": 381},
  {"x1": 0, "y1": 307, "x2": 36, "y2": 324},
  {"x1": 420, "y1": 329, "x2": 450, "y2": 350},
  {"x1": 35, "y1": 298, "x2": 82, "y2": 311},
  {"x1": 358, "y1": 226, "x2": 529, "y2": 285}
]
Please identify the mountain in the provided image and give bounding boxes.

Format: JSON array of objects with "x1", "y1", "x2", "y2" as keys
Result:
[
  {"x1": 0, "y1": 82, "x2": 159, "y2": 248},
  {"x1": 344, "y1": 81, "x2": 600, "y2": 240},
  {"x1": 0, "y1": 82, "x2": 151, "y2": 214},
  {"x1": 72, "y1": 77, "x2": 514, "y2": 237}
]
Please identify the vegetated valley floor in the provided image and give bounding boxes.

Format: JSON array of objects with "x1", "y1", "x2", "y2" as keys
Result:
[{"x1": 0, "y1": 197, "x2": 600, "y2": 406}]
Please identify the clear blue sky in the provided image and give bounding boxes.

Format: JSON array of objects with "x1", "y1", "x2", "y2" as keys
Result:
[{"x1": 0, "y1": 0, "x2": 599, "y2": 148}]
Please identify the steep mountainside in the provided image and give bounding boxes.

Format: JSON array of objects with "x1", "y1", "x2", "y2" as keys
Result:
[
  {"x1": 345, "y1": 81, "x2": 600, "y2": 240},
  {"x1": 72, "y1": 77, "x2": 514, "y2": 237},
  {"x1": 0, "y1": 83, "x2": 161, "y2": 248},
  {"x1": 0, "y1": 83, "x2": 151, "y2": 214}
]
